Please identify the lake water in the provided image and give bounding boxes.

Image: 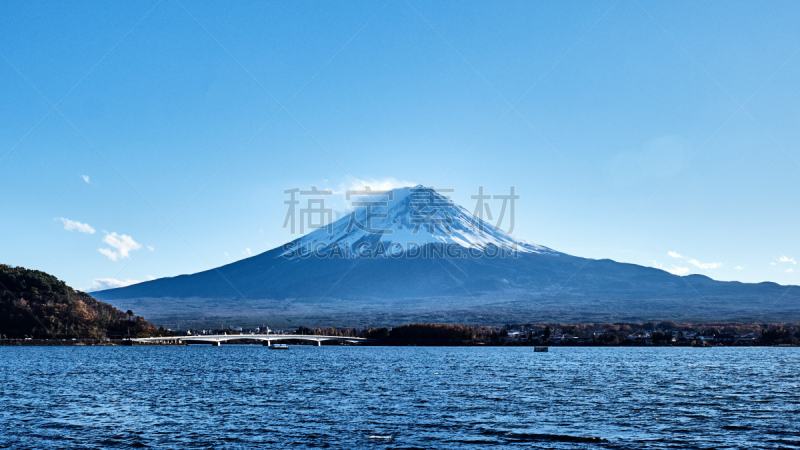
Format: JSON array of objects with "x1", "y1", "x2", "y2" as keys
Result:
[{"x1": 1, "y1": 346, "x2": 799, "y2": 449}]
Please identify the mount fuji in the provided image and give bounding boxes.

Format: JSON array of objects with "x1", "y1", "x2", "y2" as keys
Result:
[{"x1": 93, "y1": 185, "x2": 800, "y2": 327}]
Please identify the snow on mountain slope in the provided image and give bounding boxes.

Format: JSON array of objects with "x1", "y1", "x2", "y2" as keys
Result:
[{"x1": 285, "y1": 185, "x2": 555, "y2": 257}]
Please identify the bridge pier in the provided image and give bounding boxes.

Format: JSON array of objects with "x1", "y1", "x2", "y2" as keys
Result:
[
  {"x1": 263, "y1": 340, "x2": 271, "y2": 347},
  {"x1": 315, "y1": 340, "x2": 321, "y2": 346},
  {"x1": 212, "y1": 341, "x2": 221, "y2": 346}
]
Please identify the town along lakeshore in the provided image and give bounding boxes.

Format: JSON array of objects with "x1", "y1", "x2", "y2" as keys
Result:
[{"x1": 153, "y1": 322, "x2": 800, "y2": 347}]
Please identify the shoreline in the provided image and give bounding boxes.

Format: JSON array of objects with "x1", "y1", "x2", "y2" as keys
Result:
[
  {"x1": 2, "y1": 339, "x2": 796, "y2": 348},
  {"x1": 0, "y1": 339, "x2": 185, "y2": 346}
]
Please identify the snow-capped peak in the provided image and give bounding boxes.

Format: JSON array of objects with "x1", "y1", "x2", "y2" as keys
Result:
[{"x1": 283, "y1": 185, "x2": 553, "y2": 256}]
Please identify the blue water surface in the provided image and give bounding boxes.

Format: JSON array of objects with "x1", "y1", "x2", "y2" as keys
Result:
[{"x1": 1, "y1": 346, "x2": 799, "y2": 449}]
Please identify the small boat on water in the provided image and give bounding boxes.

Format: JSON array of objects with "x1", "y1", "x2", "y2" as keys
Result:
[
  {"x1": 534, "y1": 346, "x2": 549, "y2": 352},
  {"x1": 270, "y1": 344, "x2": 289, "y2": 350}
]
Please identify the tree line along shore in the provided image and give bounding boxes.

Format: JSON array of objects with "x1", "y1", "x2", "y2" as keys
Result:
[{"x1": 172, "y1": 322, "x2": 799, "y2": 347}]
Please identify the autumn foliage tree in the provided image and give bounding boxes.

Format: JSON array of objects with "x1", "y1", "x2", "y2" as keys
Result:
[{"x1": 0, "y1": 264, "x2": 167, "y2": 339}]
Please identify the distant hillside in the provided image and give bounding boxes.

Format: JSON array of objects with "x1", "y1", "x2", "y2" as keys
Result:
[{"x1": 0, "y1": 264, "x2": 167, "y2": 339}]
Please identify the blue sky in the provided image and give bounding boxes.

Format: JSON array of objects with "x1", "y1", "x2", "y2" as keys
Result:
[{"x1": 1, "y1": 0, "x2": 799, "y2": 290}]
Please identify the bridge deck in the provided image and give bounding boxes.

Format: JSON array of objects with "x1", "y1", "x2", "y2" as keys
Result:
[{"x1": 131, "y1": 334, "x2": 372, "y2": 345}]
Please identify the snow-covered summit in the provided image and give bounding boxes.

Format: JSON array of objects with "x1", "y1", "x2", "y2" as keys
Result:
[{"x1": 284, "y1": 184, "x2": 554, "y2": 256}]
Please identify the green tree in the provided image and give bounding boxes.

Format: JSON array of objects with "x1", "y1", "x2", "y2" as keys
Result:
[{"x1": 0, "y1": 264, "x2": 167, "y2": 339}]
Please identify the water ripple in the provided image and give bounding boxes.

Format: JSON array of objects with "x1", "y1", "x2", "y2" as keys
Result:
[{"x1": 0, "y1": 347, "x2": 798, "y2": 449}]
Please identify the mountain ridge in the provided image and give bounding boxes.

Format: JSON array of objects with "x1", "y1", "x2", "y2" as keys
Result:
[{"x1": 93, "y1": 185, "x2": 800, "y2": 327}]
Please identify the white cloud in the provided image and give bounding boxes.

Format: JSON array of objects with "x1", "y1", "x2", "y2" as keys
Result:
[
  {"x1": 224, "y1": 251, "x2": 230, "y2": 259},
  {"x1": 342, "y1": 177, "x2": 416, "y2": 192},
  {"x1": 665, "y1": 251, "x2": 724, "y2": 270},
  {"x1": 146, "y1": 275, "x2": 156, "y2": 280},
  {"x1": 319, "y1": 177, "x2": 417, "y2": 220},
  {"x1": 332, "y1": 177, "x2": 416, "y2": 198},
  {"x1": 652, "y1": 260, "x2": 689, "y2": 276},
  {"x1": 688, "y1": 259, "x2": 723, "y2": 269},
  {"x1": 82, "y1": 175, "x2": 90, "y2": 183},
  {"x1": 98, "y1": 248, "x2": 118, "y2": 261},
  {"x1": 243, "y1": 248, "x2": 252, "y2": 256},
  {"x1": 668, "y1": 266, "x2": 690, "y2": 276},
  {"x1": 58, "y1": 217, "x2": 95, "y2": 234},
  {"x1": 787, "y1": 268, "x2": 794, "y2": 273},
  {"x1": 779, "y1": 256, "x2": 796, "y2": 264},
  {"x1": 734, "y1": 266, "x2": 743, "y2": 270},
  {"x1": 147, "y1": 245, "x2": 155, "y2": 251},
  {"x1": 90, "y1": 277, "x2": 141, "y2": 290},
  {"x1": 98, "y1": 232, "x2": 141, "y2": 261},
  {"x1": 665, "y1": 251, "x2": 721, "y2": 270},
  {"x1": 771, "y1": 262, "x2": 777, "y2": 266}
]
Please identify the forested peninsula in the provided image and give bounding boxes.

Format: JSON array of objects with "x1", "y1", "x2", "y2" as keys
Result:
[{"x1": 0, "y1": 264, "x2": 170, "y2": 341}]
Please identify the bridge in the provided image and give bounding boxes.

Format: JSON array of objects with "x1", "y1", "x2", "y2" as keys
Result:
[{"x1": 131, "y1": 334, "x2": 373, "y2": 346}]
